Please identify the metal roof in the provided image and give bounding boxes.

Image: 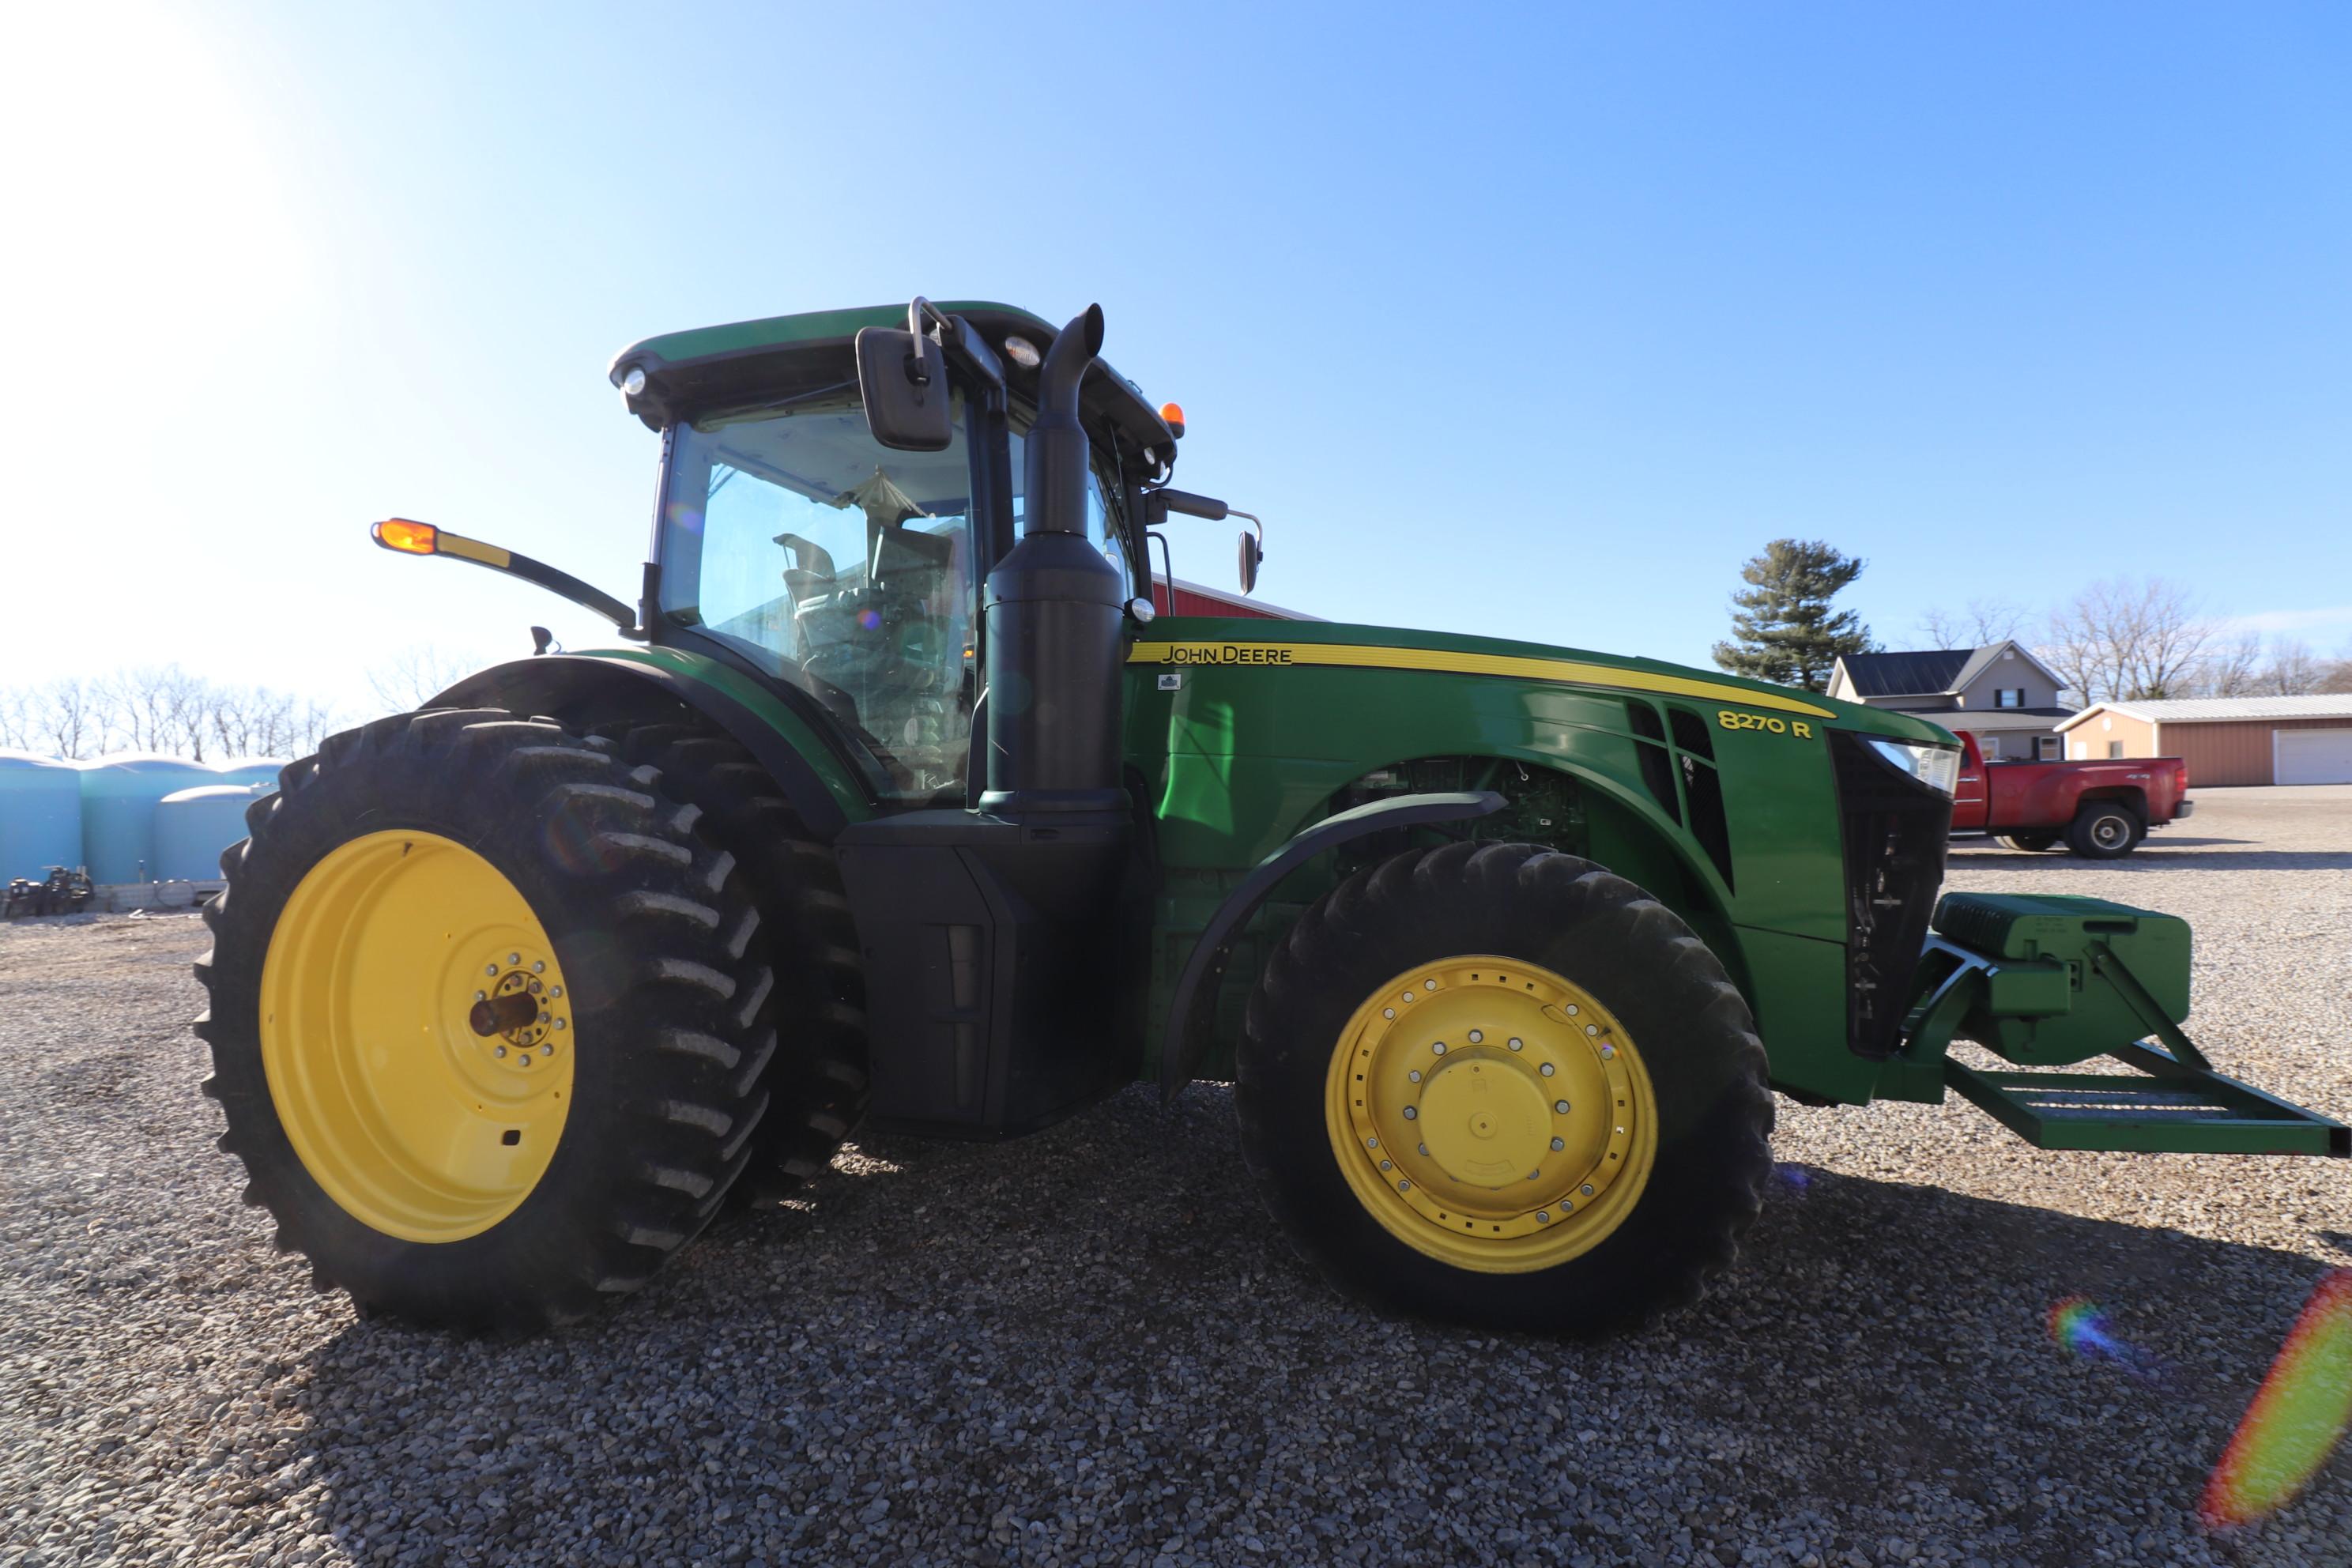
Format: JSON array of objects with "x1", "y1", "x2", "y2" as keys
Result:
[
  {"x1": 1837, "y1": 648, "x2": 1973, "y2": 697},
  {"x1": 1838, "y1": 640, "x2": 2067, "y2": 699},
  {"x1": 2056, "y1": 695, "x2": 2352, "y2": 729}
]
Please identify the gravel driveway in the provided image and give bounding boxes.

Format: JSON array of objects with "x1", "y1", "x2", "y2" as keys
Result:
[{"x1": 4, "y1": 787, "x2": 2348, "y2": 1566}]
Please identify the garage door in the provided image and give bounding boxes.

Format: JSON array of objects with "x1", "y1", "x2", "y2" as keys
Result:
[{"x1": 2276, "y1": 729, "x2": 2352, "y2": 785}]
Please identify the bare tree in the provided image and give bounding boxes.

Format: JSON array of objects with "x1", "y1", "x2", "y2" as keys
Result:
[
  {"x1": 2259, "y1": 638, "x2": 2325, "y2": 695},
  {"x1": 2038, "y1": 578, "x2": 2212, "y2": 704},
  {"x1": 0, "y1": 688, "x2": 32, "y2": 752},
  {"x1": 38, "y1": 678, "x2": 105, "y2": 760},
  {"x1": 2196, "y1": 632, "x2": 2264, "y2": 697},
  {"x1": 1917, "y1": 597, "x2": 2030, "y2": 650},
  {"x1": 366, "y1": 646, "x2": 481, "y2": 714},
  {"x1": 2322, "y1": 652, "x2": 2352, "y2": 695},
  {"x1": 0, "y1": 667, "x2": 340, "y2": 762}
]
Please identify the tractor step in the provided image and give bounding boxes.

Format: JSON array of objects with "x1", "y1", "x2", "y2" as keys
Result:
[{"x1": 1947, "y1": 1043, "x2": 2351, "y2": 1158}]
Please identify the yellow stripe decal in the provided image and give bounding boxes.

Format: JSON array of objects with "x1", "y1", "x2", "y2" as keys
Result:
[
  {"x1": 1126, "y1": 641, "x2": 1837, "y2": 718},
  {"x1": 437, "y1": 533, "x2": 513, "y2": 569}
]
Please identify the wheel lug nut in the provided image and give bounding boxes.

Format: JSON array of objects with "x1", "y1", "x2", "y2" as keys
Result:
[
  {"x1": 509, "y1": 952, "x2": 521, "y2": 965},
  {"x1": 1402, "y1": 1106, "x2": 1418, "y2": 1120},
  {"x1": 494, "y1": 1046, "x2": 507, "y2": 1058},
  {"x1": 1468, "y1": 1030, "x2": 1483, "y2": 1043},
  {"x1": 474, "y1": 989, "x2": 487, "y2": 1001},
  {"x1": 551, "y1": 986, "x2": 563, "y2": 998},
  {"x1": 1408, "y1": 1069, "x2": 1423, "y2": 1083},
  {"x1": 1536, "y1": 1212, "x2": 1551, "y2": 1223},
  {"x1": 1507, "y1": 1037, "x2": 1523, "y2": 1051},
  {"x1": 1555, "y1": 1099, "x2": 1571, "y2": 1114},
  {"x1": 1527, "y1": 1170, "x2": 1540, "y2": 1181},
  {"x1": 1581, "y1": 1183, "x2": 1595, "y2": 1196},
  {"x1": 1431, "y1": 1042, "x2": 1446, "y2": 1055},
  {"x1": 485, "y1": 963, "x2": 499, "y2": 977},
  {"x1": 1540, "y1": 1063, "x2": 1555, "y2": 1076},
  {"x1": 554, "y1": 1018, "x2": 567, "y2": 1031},
  {"x1": 532, "y1": 960, "x2": 545, "y2": 974},
  {"x1": 1397, "y1": 1180, "x2": 1411, "y2": 1192},
  {"x1": 540, "y1": 1044, "x2": 553, "y2": 1056},
  {"x1": 1380, "y1": 1159, "x2": 1393, "y2": 1171},
  {"x1": 1551, "y1": 1136, "x2": 1566, "y2": 1151}
]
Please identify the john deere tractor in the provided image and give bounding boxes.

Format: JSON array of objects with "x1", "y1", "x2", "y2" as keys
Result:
[{"x1": 194, "y1": 300, "x2": 2347, "y2": 1336}]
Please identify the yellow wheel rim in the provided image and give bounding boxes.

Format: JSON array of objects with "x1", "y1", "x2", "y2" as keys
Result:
[
  {"x1": 1324, "y1": 956, "x2": 1658, "y2": 1273},
  {"x1": 259, "y1": 830, "x2": 575, "y2": 1243}
]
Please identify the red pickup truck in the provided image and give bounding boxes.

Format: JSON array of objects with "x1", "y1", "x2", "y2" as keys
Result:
[{"x1": 1948, "y1": 729, "x2": 2193, "y2": 858}]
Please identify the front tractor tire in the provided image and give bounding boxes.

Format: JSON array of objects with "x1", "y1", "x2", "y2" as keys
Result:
[
  {"x1": 194, "y1": 709, "x2": 777, "y2": 1332},
  {"x1": 1237, "y1": 842, "x2": 1773, "y2": 1336}
]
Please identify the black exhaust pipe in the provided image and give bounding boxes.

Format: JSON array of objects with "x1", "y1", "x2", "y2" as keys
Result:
[{"x1": 980, "y1": 304, "x2": 1128, "y2": 815}]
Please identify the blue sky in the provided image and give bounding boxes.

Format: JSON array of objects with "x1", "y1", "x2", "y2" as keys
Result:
[{"x1": 6, "y1": 2, "x2": 2346, "y2": 714}]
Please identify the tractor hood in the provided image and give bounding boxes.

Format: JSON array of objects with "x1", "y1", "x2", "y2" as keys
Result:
[{"x1": 1133, "y1": 618, "x2": 1958, "y2": 747}]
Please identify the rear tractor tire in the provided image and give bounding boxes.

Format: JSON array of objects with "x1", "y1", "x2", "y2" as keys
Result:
[
  {"x1": 194, "y1": 709, "x2": 777, "y2": 1331},
  {"x1": 607, "y1": 723, "x2": 870, "y2": 1203},
  {"x1": 1998, "y1": 833, "x2": 2060, "y2": 853},
  {"x1": 1236, "y1": 841, "x2": 1773, "y2": 1336},
  {"x1": 2066, "y1": 801, "x2": 2143, "y2": 859}
]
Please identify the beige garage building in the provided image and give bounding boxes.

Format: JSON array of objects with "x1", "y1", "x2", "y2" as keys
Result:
[{"x1": 2055, "y1": 695, "x2": 2352, "y2": 786}]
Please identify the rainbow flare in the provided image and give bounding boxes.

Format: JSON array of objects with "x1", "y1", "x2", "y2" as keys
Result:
[
  {"x1": 2201, "y1": 1269, "x2": 2352, "y2": 1529},
  {"x1": 2048, "y1": 1295, "x2": 2154, "y2": 1378}
]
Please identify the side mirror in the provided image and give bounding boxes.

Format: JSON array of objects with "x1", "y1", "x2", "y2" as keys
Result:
[
  {"x1": 1238, "y1": 529, "x2": 1262, "y2": 595},
  {"x1": 855, "y1": 321, "x2": 954, "y2": 452}
]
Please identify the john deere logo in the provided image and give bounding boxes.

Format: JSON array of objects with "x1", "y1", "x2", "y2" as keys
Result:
[{"x1": 1157, "y1": 643, "x2": 1295, "y2": 666}]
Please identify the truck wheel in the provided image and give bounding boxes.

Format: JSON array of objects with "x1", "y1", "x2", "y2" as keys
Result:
[
  {"x1": 2066, "y1": 801, "x2": 2142, "y2": 859},
  {"x1": 1236, "y1": 842, "x2": 1772, "y2": 1336},
  {"x1": 1999, "y1": 834, "x2": 2059, "y2": 852},
  {"x1": 194, "y1": 710, "x2": 775, "y2": 1331},
  {"x1": 611, "y1": 725, "x2": 870, "y2": 1202}
]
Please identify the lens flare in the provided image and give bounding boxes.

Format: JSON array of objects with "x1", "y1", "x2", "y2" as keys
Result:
[
  {"x1": 858, "y1": 609, "x2": 883, "y2": 631},
  {"x1": 2200, "y1": 1269, "x2": 2352, "y2": 1530},
  {"x1": 1773, "y1": 1163, "x2": 1812, "y2": 1196},
  {"x1": 2048, "y1": 1295, "x2": 2158, "y2": 1379}
]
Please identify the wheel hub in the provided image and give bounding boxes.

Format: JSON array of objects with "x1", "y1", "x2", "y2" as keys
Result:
[
  {"x1": 259, "y1": 831, "x2": 576, "y2": 1243},
  {"x1": 1325, "y1": 957, "x2": 1655, "y2": 1272}
]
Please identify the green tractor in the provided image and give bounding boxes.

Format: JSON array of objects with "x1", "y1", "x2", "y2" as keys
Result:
[{"x1": 194, "y1": 300, "x2": 2347, "y2": 1335}]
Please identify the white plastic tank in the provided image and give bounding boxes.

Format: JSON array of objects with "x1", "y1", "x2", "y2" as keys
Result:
[
  {"x1": 76, "y1": 754, "x2": 213, "y2": 884},
  {"x1": 0, "y1": 750, "x2": 85, "y2": 882},
  {"x1": 153, "y1": 782, "x2": 270, "y2": 882}
]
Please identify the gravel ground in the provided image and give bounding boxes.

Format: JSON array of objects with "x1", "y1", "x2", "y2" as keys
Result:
[{"x1": 4, "y1": 786, "x2": 2349, "y2": 1567}]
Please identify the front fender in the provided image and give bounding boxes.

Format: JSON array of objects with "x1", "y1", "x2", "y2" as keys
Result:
[{"x1": 1159, "y1": 790, "x2": 1506, "y2": 1099}]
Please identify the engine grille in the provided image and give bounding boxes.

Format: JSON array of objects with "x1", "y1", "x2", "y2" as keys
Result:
[{"x1": 1828, "y1": 730, "x2": 1954, "y2": 1060}]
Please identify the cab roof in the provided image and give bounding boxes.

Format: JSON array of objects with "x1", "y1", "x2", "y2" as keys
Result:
[{"x1": 607, "y1": 300, "x2": 1176, "y2": 459}]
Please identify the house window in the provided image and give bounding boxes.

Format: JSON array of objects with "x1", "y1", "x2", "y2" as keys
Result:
[
  {"x1": 1994, "y1": 688, "x2": 2025, "y2": 708},
  {"x1": 2037, "y1": 737, "x2": 2060, "y2": 760},
  {"x1": 2108, "y1": 741, "x2": 2125, "y2": 760}
]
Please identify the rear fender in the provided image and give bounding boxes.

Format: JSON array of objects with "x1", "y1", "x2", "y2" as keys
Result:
[
  {"x1": 2071, "y1": 786, "x2": 2149, "y2": 824},
  {"x1": 431, "y1": 652, "x2": 873, "y2": 839}
]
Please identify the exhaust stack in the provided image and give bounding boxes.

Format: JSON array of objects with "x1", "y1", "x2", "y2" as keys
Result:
[{"x1": 981, "y1": 305, "x2": 1127, "y2": 815}]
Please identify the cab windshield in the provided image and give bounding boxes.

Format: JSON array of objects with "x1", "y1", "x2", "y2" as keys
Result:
[{"x1": 658, "y1": 395, "x2": 976, "y2": 799}]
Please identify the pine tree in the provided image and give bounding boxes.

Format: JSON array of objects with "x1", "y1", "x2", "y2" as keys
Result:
[{"x1": 1710, "y1": 539, "x2": 1875, "y2": 692}]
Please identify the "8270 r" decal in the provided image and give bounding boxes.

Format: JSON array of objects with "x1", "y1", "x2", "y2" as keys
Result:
[{"x1": 1717, "y1": 710, "x2": 1815, "y2": 738}]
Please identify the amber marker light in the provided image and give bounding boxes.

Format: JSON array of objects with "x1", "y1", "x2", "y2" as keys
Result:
[
  {"x1": 1159, "y1": 402, "x2": 1186, "y2": 439},
  {"x1": 372, "y1": 518, "x2": 439, "y2": 555}
]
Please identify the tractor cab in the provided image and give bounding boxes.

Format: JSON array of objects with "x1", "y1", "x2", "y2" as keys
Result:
[{"x1": 614, "y1": 302, "x2": 1182, "y2": 808}]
